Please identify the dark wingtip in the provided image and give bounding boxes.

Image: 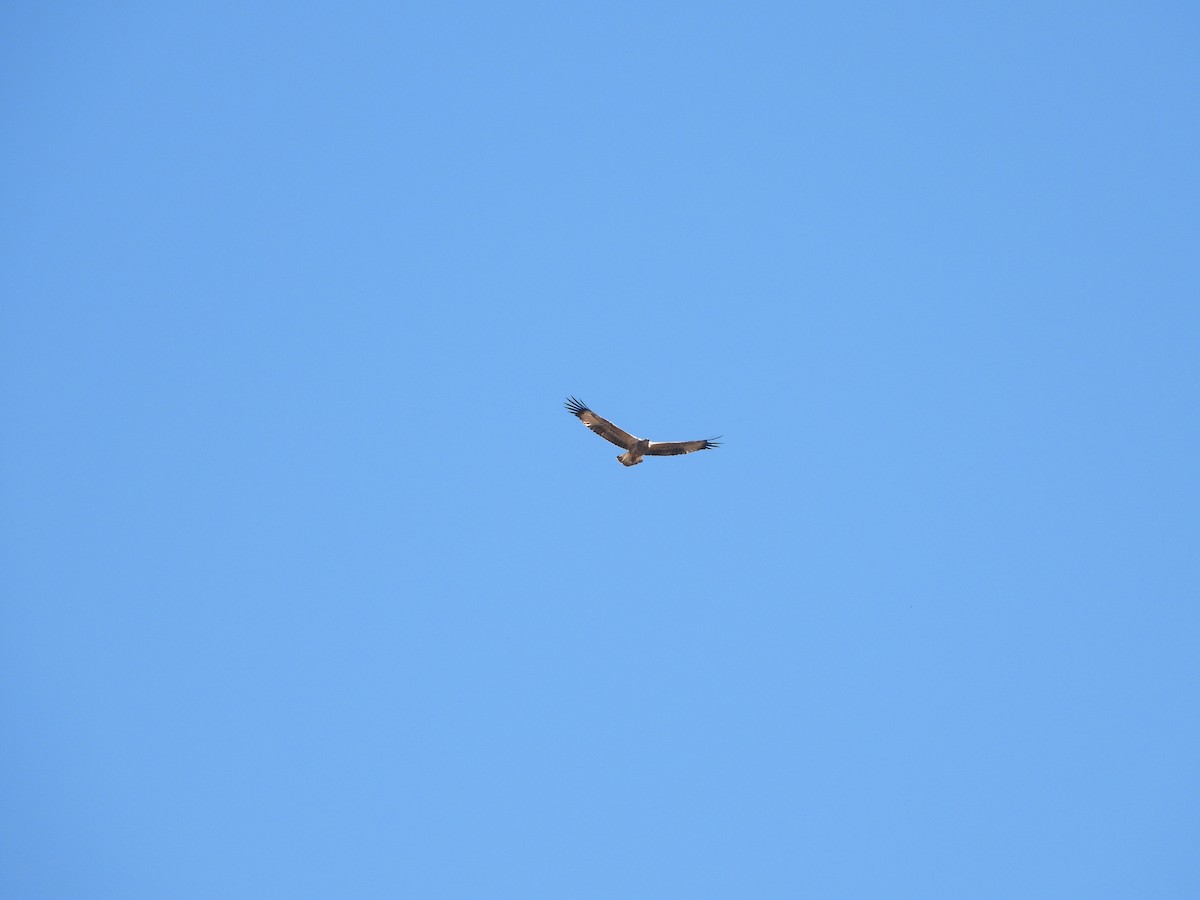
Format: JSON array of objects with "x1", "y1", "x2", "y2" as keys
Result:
[
  {"x1": 564, "y1": 396, "x2": 589, "y2": 417},
  {"x1": 706, "y1": 436, "x2": 722, "y2": 449}
]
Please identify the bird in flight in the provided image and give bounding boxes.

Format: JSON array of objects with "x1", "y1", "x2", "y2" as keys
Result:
[{"x1": 565, "y1": 396, "x2": 721, "y2": 467}]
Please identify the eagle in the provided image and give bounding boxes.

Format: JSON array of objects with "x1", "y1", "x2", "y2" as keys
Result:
[{"x1": 565, "y1": 396, "x2": 721, "y2": 466}]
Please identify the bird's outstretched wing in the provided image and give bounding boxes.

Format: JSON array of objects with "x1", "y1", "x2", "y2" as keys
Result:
[
  {"x1": 564, "y1": 397, "x2": 638, "y2": 450},
  {"x1": 646, "y1": 438, "x2": 721, "y2": 456}
]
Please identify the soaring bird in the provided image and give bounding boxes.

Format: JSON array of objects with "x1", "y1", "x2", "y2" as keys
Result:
[{"x1": 565, "y1": 397, "x2": 721, "y2": 466}]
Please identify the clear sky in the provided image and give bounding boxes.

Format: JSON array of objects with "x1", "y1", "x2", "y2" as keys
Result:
[{"x1": 3, "y1": 3, "x2": 1198, "y2": 897}]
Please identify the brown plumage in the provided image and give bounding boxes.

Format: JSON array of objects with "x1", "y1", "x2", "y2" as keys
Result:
[{"x1": 564, "y1": 397, "x2": 721, "y2": 467}]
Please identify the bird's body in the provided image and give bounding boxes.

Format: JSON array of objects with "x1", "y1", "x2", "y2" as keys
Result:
[
  {"x1": 565, "y1": 397, "x2": 720, "y2": 466},
  {"x1": 617, "y1": 438, "x2": 652, "y2": 467}
]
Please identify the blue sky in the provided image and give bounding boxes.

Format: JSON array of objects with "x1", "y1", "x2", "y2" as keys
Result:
[{"x1": 3, "y1": 2, "x2": 1198, "y2": 897}]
